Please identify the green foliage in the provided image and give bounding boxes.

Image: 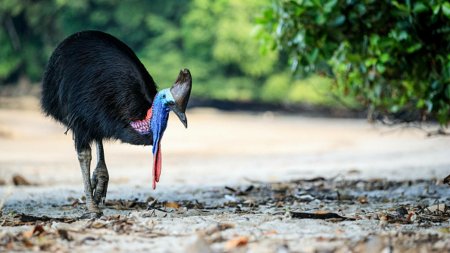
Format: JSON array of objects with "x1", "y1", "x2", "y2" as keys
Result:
[
  {"x1": 0, "y1": 0, "x2": 355, "y2": 111},
  {"x1": 261, "y1": 73, "x2": 291, "y2": 102},
  {"x1": 288, "y1": 76, "x2": 347, "y2": 107},
  {"x1": 258, "y1": 0, "x2": 450, "y2": 125},
  {"x1": 213, "y1": 0, "x2": 278, "y2": 77},
  {"x1": 261, "y1": 72, "x2": 358, "y2": 107},
  {"x1": 0, "y1": 0, "x2": 62, "y2": 82}
]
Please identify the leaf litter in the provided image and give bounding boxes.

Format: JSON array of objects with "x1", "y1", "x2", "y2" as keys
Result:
[{"x1": 0, "y1": 177, "x2": 449, "y2": 252}]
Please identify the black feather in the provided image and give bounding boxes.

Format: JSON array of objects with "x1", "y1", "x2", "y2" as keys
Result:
[{"x1": 41, "y1": 30, "x2": 157, "y2": 150}]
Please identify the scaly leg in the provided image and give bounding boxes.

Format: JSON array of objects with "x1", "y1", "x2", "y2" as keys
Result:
[
  {"x1": 91, "y1": 140, "x2": 109, "y2": 205},
  {"x1": 78, "y1": 146, "x2": 101, "y2": 218}
]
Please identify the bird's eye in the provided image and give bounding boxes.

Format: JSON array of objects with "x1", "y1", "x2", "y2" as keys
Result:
[{"x1": 162, "y1": 94, "x2": 166, "y2": 99}]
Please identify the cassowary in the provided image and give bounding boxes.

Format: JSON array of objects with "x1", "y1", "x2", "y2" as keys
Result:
[{"x1": 41, "y1": 30, "x2": 192, "y2": 218}]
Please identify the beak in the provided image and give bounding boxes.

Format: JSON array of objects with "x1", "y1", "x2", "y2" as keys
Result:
[
  {"x1": 170, "y1": 104, "x2": 187, "y2": 128},
  {"x1": 170, "y1": 69, "x2": 192, "y2": 128}
]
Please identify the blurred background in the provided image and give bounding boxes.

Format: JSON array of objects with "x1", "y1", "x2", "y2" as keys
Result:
[
  {"x1": 0, "y1": 0, "x2": 360, "y2": 112},
  {"x1": 0, "y1": 0, "x2": 448, "y2": 186},
  {"x1": 1, "y1": 0, "x2": 448, "y2": 122}
]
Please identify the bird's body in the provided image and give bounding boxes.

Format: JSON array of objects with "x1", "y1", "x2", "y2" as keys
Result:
[
  {"x1": 41, "y1": 30, "x2": 192, "y2": 217},
  {"x1": 42, "y1": 31, "x2": 156, "y2": 149}
]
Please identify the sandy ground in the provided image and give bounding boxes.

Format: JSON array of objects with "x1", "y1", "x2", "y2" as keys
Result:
[{"x1": 0, "y1": 100, "x2": 449, "y2": 252}]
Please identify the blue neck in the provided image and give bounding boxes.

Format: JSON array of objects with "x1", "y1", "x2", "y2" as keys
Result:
[{"x1": 150, "y1": 97, "x2": 170, "y2": 154}]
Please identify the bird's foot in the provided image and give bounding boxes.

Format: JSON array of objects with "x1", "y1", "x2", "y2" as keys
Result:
[
  {"x1": 91, "y1": 163, "x2": 109, "y2": 206},
  {"x1": 80, "y1": 203, "x2": 103, "y2": 219}
]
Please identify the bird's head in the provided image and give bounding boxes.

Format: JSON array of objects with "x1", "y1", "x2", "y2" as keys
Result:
[
  {"x1": 154, "y1": 69, "x2": 192, "y2": 128},
  {"x1": 150, "y1": 69, "x2": 192, "y2": 189}
]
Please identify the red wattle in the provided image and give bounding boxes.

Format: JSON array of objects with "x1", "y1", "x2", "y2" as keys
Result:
[
  {"x1": 145, "y1": 107, "x2": 153, "y2": 120},
  {"x1": 152, "y1": 142, "x2": 162, "y2": 189}
]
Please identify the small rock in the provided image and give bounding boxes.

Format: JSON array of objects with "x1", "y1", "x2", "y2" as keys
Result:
[
  {"x1": 297, "y1": 194, "x2": 315, "y2": 201},
  {"x1": 12, "y1": 175, "x2": 31, "y2": 186}
]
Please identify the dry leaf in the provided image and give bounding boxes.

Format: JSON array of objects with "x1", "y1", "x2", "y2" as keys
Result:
[
  {"x1": 407, "y1": 212, "x2": 416, "y2": 222},
  {"x1": 164, "y1": 202, "x2": 180, "y2": 209},
  {"x1": 22, "y1": 225, "x2": 45, "y2": 239},
  {"x1": 224, "y1": 236, "x2": 248, "y2": 250},
  {"x1": 90, "y1": 220, "x2": 107, "y2": 229},
  {"x1": 357, "y1": 196, "x2": 368, "y2": 204},
  {"x1": 203, "y1": 223, "x2": 234, "y2": 236}
]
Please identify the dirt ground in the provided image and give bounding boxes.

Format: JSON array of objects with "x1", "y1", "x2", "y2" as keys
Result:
[{"x1": 0, "y1": 98, "x2": 449, "y2": 252}]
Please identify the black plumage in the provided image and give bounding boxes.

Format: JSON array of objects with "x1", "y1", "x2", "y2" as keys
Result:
[
  {"x1": 42, "y1": 30, "x2": 156, "y2": 150},
  {"x1": 41, "y1": 30, "x2": 192, "y2": 217}
]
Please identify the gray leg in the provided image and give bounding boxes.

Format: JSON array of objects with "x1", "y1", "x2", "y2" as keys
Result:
[
  {"x1": 91, "y1": 140, "x2": 109, "y2": 205},
  {"x1": 77, "y1": 146, "x2": 101, "y2": 217}
]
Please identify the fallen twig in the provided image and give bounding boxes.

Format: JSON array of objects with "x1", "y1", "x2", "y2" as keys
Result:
[
  {"x1": 291, "y1": 211, "x2": 354, "y2": 221},
  {"x1": 17, "y1": 214, "x2": 76, "y2": 224}
]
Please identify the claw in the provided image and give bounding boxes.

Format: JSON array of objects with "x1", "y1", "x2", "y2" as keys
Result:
[
  {"x1": 100, "y1": 197, "x2": 106, "y2": 206},
  {"x1": 93, "y1": 180, "x2": 108, "y2": 206}
]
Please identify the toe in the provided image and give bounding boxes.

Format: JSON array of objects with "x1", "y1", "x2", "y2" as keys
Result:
[
  {"x1": 93, "y1": 181, "x2": 107, "y2": 205},
  {"x1": 91, "y1": 175, "x2": 98, "y2": 194}
]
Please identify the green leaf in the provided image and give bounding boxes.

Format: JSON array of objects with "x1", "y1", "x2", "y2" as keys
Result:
[
  {"x1": 323, "y1": 0, "x2": 337, "y2": 13},
  {"x1": 316, "y1": 14, "x2": 326, "y2": 24},
  {"x1": 370, "y1": 35, "x2": 380, "y2": 46},
  {"x1": 392, "y1": 1, "x2": 409, "y2": 12},
  {"x1": 365, "y1": 58, "x2": 377, "y2": 67},
  {"x1": 390, "y1": 105, "x2": 399, "y2": 113},
  {"x1": 376, "y1": 64, "x2": 386, "y2": 73},
  {"x1": 417, "y1": 99, "x2": 425, "y2": 108},
  {"x1": 406, "y1": 43, "x2": 422, "y2": 53},
  {"x1": 413, "y1": 2, "x2": 427, "y2": 13},
  {"x1": 442, "y1": 2, "x2": 450, "y2": 17},
  {"x1": 432, "y1": 4, "x2": 441, "y2": 15},
  {"x1": 380, "y1": 53, "x2": 390, "y2": 63},
  {"x1": 398, "y1": 31, "x2": 408, "y2": 41},
  {"x1": 330, "y1": 15, "x2": 345, "y2": 26}
]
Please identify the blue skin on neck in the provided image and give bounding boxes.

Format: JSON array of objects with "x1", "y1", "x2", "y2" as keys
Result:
[{"x1": 150, "y1": 89, "x2": 173, "y2": 154}]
